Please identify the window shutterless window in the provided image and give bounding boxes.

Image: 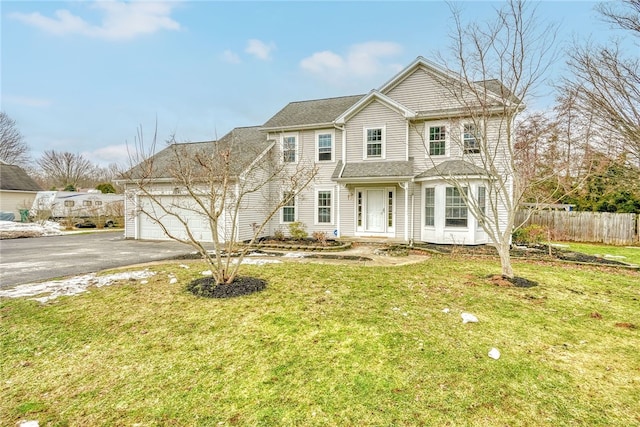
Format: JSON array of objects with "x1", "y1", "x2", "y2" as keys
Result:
[
  {"x1": 283, "y1": 136, "x2": 297, "y2": 163},
  {"x1": 477, "y1": 186, "x2": 486, "y2": 224},
  {"x1": 429, "y1": 126, "x2": 446, "y2": 156},
  {"x1": 424, "y1": 187, "x2": 435, "y2": 226},
  {"x1": 464, "y1": 123, "x2": 480, "y2": 154},
  {"x1": 366, "y1": 128, "x2": 383, "y2": 158},
  {"x1": 282, "y1": 192, "x2": 295, "y2": 223},
  {"x1": 445, "y1": 187, "x2": 468, "y2": 227},
  {"x1": 317, "y1": 133, "x2": 332, "y2": 161},
  {"x1": 317, "y1": 191, "x2": 331, "y2": 223}
]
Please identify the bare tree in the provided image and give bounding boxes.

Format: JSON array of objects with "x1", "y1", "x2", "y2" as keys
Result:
[
  {"x1": 36, "y1": 150, "x2": 94, "y2": 189},
  {"x1": 123, "y1": 126, "x2": 317, "y2": 286},
  {"x1": 420, "y1": 0, "x2": 558, "y2": 278},
  {"x1": 0, "y1": 112, "x2": 30, "y2": 166},
  {"x1": 562, "y1": 0, "x2": 640, "y2": 165}
]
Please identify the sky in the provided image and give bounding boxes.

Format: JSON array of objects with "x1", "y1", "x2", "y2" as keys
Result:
[{"x1": 0, "y1": 0, "x2": 624, "y2": 167}]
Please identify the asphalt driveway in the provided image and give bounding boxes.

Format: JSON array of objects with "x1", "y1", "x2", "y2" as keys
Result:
[{"x1": 0, "y1": 231, "x2": 193, "y2": 289}]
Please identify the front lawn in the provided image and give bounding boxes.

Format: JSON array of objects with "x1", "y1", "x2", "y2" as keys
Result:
[{"x1": 1, "y1": 255, "x2": 639, "y2": 426}]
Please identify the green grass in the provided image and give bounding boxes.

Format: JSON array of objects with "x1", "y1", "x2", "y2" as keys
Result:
[
  {"x1": 1, "y1": 255, "x2": 639, "y2": 426},
  {"x1": 557, "y1": 241, "x2": 640, "y2": 266}
]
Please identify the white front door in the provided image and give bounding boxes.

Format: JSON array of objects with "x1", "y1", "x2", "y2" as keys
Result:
[{"x1": 365, "y1": 189, "x2": 385, "y2": 232}]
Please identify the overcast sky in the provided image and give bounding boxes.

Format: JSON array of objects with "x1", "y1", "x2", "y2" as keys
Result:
[{"x1": 1, "y1": 1, "x2": 621, "y2": 167}]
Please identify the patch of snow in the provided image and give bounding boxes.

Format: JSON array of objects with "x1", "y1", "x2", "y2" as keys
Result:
[
  {"x1": 603, "y1": 254, "x2": 626, "y2": 259},
  {"x1": 442, "y1": 308, "x2": 450, "y2": 313},
  {"x1": 233, "y1": 258, "x2": 282, "y2": 265},
  {"x1": 488, "y1": 348, "x2": 501, "y2": 360},
  {"x1": 169, "y1": 278, "x2": 178, "y2": 284},
  {"x1": 0, "y1": 220, "x2": 61, "y2": 236},
  {"x1": 283, "y1": 252, "x2": 306, "y2": 258},
  {"x1": 461, "y1": 312, "x2": 479, "y2": 324},
  {"x1": 0, "y1": 270, "x2": 156, "y2": 303},
  {"x1": 179, "y1": 264, "x2": 190, "y2": 269},
  {"x1": 550, "y1": 243, "x2": 570, "y2": 248},
  {"x1": 19, "y1": 421, "x2": 39, "y2": 427},
  {"x1": 201, "y1": 270, "x2": 212, "y2": 276}
]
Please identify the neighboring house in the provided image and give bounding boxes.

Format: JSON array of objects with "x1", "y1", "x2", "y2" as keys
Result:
[
  {"x1": 0, "y1": 161, "x2": 42, "y2": 220},
  {"x1": 122, "y1": 57, "x2": 515, "y2": 245}
]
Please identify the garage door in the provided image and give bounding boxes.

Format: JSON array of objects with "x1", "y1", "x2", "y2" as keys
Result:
[{"x1": 137, "y1": 195, "x2": 225, "y2": 242}]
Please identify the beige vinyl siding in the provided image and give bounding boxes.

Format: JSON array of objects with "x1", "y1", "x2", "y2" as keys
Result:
[
  {"x1": 344, "y1": 101, "x2": 407, "y2": 162},
  {"x1": 385, "y1": 67, "x2": 453, "y2": 112},
  {"x1": 0, "y1": 190, "x2": 37, "y2": 220},
  {"x1": 124, "y1": 189, "x2": 136, "y2": 238}
]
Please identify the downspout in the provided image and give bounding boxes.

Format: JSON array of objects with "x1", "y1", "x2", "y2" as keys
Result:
[
  {"x1": 335, "y1": 124, "x2": 346, "y2": 238},
  {"x1": 134, "y1": 192, "x2": 139, "y2": 240},
  {"x1": 410, "y1": 178, "x2": 415, "y2": 247},
  {"x1": 399, "y1": 182, "x2": 409, "y2": 243}
]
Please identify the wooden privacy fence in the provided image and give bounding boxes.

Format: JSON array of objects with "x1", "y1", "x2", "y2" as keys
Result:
[{"x1": 516, "y1": 210, "x2": 640, "y2": 245}]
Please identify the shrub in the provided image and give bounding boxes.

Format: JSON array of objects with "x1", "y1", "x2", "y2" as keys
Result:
[
  {"x1": 512, "y1": 224, "x2": 547, "y2": 245},
  {"x1": 273, "y1": 228, "x2": 285, "y2": 241},
  {"x1": 288, "y1": 221, "x2": 308, "y2": 240},
  {"x1": 312, "y1": 230, "x2": 328, "y2": 246}
]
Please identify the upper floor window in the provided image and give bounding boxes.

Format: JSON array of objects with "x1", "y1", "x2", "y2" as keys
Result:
[
  {"x1": 445, "y1": 187, "x2": 468, "y2": 227},
  {"x1": 429, "y1": 126, "x2": 446, "y2": 156},
  {"x1": 282, "y1": 192, "x2": 296, "y2": 223},
  {"x1": 365, "y1": 127, "x2": 384, "y2": 159},
  {"x1": 282, "y1": 134, "x2": 297, "y2": 163},
  {"x1": 464, "y1": 123, "x2": 480, "y2": 154},
  {"x1": 317, "y1": 132, "x2": 333, "y2": 162}
]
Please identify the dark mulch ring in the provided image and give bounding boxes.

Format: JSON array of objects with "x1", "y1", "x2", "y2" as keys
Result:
[
  {"x1": 187, "y1": 276, "x2": 267, "y2": 298},
  {"x1": 488, "y1": 274, "x2": 538, "y2": 288}
]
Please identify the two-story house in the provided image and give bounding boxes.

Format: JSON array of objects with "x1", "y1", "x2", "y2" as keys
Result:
[{"x1": 122, "y1": 57, "x2": 515, "y2": 245}]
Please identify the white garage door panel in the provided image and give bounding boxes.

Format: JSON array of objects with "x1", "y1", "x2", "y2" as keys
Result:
[{"x1": 138, "y1": 196, "x2": 224, "y2": 242}]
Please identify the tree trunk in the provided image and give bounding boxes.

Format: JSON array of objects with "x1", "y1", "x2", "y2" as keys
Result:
[{"x1": 497, "y1": 245, "x2": 515, "y2": 278}]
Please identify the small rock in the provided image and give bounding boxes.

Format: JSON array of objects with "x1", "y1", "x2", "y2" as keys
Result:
[
  {"x1": 179, "y1": 264, "x2": 190, "y2": 269},
  {"x1": 169, "y1": 278, "x2": 178, "y2": 284},
  {"x1": 201, "y1": 270, "x2": 212, "y2": 276},
  {"x1": 461, "y1": 312, "x2": 478, "y2": 323},
  {"x1": 488, "y1": 348, "x2": 501, "y2": 360},
  {"x1": 140, "y1": 280, "x2": 148, "y2": 285},
  {"x1": 442, "y1": 308, "x2": 450, "y2": 313}
]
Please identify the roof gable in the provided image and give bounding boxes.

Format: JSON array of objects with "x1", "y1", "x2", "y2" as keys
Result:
[
  {"x1": 0, "y1": 163, "x2": 42, "y2": 191},
  {"x1": 334, "y1": 90, "x2": 416, "y2": 125},
  {"x1": 379, "y1": 56, "x2": 520, "y2": 112}
]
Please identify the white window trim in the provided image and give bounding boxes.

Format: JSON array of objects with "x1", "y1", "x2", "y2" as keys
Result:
[
  {"x1": 314, "y1": 188, "x2": 334, "y2": 225},
  {"x1": 315, "y1": 130, "x2": 334, "y2": 163},
  {"x1": 425, "y1": 122, "x2": 448, "y2": 157},
  {"x1": 280, "y1": 192, "x2": 297, "y2": 224},
  {"x1": 281, "y1": 132, "x2": 299, "y2": 164},
  {"x1": 363, "y1": 125, "x2": 386, "y2": 160},
  {"x1": 423, "y1": 186, "x2": 436, "y2": 228}
]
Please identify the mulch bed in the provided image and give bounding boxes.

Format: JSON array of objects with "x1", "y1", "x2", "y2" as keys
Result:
[
  {"x1": 187, "y1": 276, "x2": 267, "y2": 298},
  {"x1": 411, "y1": 243, "x2": 632, "y2": 266}
]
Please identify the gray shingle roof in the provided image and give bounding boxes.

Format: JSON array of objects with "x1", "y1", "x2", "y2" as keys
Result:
[
  {"x1": 415, "y1": 160, "x2": 489, "y2": 179},
  {"x1": 123, "y1": 126, "x2": 271, "y2": 180},
  {"x1": 333, "y1": 160, "x2": 414, "y2": 180},
  {"x1": 262, "y1": 95, "x2": 364, "y2": 129},
  {"x1": 0, "y1": 163, "x2": 42, "y2": 191}
]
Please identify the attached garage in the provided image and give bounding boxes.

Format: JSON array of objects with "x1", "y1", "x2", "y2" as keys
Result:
[{"x1": 136, "y1": 195, "x2": 225, "y2": 242}]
